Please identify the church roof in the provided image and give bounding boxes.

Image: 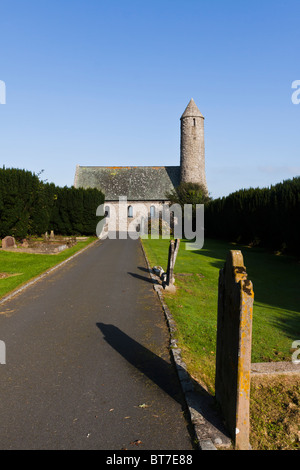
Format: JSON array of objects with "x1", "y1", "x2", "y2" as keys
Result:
[
  {"x1": 181, "y1": 98, "x2": 204, "y2": 119},
  {"x1": 74, "y1": 165, "x2": 180, "y2": 201}
]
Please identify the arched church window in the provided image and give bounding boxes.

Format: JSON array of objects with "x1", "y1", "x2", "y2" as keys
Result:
[
  {"x1": 128, "y1": 205, "x2": 133, "y2": 218},
  {"x1": 104, "y1": 206, "x2": 110, "y2": 217},
  {"x1": 150, "y1": 206, "x2": 155, "y2": 218}
]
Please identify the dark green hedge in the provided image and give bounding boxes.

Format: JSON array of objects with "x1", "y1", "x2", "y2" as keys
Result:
[
  {"x1": 204, "y1": 177, "x2": 300, "y2": 255},
  {"x1": 0, "y1": 167, "x2": 105, "y2": 238}
]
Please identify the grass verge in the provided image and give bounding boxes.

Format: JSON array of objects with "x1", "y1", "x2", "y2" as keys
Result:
[
  {"x1": 250, "y1": 375, "x2": 300, "y2": 450},
  {"x1": 141, "y1": 236, "x2": 300, "y2": 450},
  {"x1": 0, "y1": 237, "x2": 97, "y2": 300}
]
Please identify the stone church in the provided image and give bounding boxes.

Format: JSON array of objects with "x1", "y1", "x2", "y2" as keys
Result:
[{"x1": 73, "y1": 98, "x2": 208, "y2": 234}]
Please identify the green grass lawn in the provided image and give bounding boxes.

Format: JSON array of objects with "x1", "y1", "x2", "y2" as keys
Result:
[
  {"x1": 0, "y1": 237, "x2": 97, "y2": 300},
  {"x1": 141, "y1": 237, "x2": 300, "y2": 392},
  {"x1": 142, "y1": 236, "x2": 300, "y2": 450}
]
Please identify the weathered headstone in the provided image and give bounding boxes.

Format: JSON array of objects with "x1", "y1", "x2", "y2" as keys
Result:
[
  {"x1": 166, "y1": 238, "x2": 180, "y2": 287},
  {"x1": 50, "y1": 230, "x2": 54, "y2": 239},
  {"x1": 215, "y1": 250, "x2": 254, "y2": 450},
  {"x1": 166, "y1": 240, "x2": 175, "y2": 286},
  {"x1": 2, "y1": 236, "x2": 16, "y2": 249}
]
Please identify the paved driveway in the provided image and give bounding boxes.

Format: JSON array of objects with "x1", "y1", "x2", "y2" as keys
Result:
[{"x1": 0, "y1": 238, "x2": 193, "y2": 450}]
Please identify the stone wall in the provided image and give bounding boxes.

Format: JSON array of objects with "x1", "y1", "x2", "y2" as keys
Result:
[{"x1": 101, "y1": 200, "x2": 171, "y2": 235}]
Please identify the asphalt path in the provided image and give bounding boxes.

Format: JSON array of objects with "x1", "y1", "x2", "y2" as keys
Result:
[{"x1": 0, "y1": 237, "x2": 193, "y2": 450}]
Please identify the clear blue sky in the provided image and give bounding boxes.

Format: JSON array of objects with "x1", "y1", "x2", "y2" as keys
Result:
[{"x1": 0, "y1": 0, "x2": 299, "y2": 199}]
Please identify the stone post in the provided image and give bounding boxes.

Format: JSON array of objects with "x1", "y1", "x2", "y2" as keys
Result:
[
  {"x1": 215, "y1": 250, "x2": 254, "y2": 450},
  {"x1": 166, "y1": 239, "x2": 180, "y2": 287},
  {"x1": 166, "y1": 240, "x2": 175, "y2": 286}
]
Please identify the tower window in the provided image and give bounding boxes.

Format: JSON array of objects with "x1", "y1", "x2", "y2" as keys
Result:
[{"x1": 193, "y1": 118, "x2": 196, "y2": 126}]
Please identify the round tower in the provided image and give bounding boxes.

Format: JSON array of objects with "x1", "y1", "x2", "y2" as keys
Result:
[{"x1": 180, "y1": 98, "x2": 208, "y2": 194}]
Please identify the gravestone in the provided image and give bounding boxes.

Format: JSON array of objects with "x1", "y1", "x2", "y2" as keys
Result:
[
  {"x1": 215, "y1": 250, "x2": 254, "y2": 450},
  {"x1": 2, "y1": 236, "x2": 16, "y2": 249},
  {"x1": 166, "y1": 239, "x2": 180, "y2": 287}
]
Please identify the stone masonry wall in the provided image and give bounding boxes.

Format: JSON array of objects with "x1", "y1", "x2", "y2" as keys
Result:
[
  {"x1": 102, "y1": 200, "x2": 171, "y2": 234},
  {"x1": 180, "y1": 115, "x2": 208, "y2": 194}
]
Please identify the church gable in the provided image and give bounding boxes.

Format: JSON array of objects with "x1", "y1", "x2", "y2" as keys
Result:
[{"x1": 74, "y1": 165, "x2": 180, "y2": 201}]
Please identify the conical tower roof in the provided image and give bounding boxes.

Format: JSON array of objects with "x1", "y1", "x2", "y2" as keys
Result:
[{"x1": 181, "y1": 98, "x2": 204, "y2": 119}]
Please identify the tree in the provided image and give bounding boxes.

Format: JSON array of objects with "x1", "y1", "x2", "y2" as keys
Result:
[
  {"x1": 166, "y1": 182, "x2": 211, "y2": 234},
  {"x1": 166, "y1": 182, "x2": 211, "y2": 207},
  {"x1": 0, "y1": 167, "x2": 105, "y2": 238}
]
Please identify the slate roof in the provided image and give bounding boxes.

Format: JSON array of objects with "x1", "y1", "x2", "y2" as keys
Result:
[{"x1": 74, "y1": 165, "x2": 180, "y2": 201}]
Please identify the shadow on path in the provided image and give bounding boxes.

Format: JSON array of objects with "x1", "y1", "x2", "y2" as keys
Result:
[
  {"x1": 127, "y1": 272, "x2": 158, "y2": 284},
  {"x1": 97, "y1": 322, "x2": 182, "y2": 404},
  {"x1": 137, "y1": 266, "x2": 152, "y2": 274},
  {"x1": 96, "y1": 323, "x2": 230, "y2": 442}
]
